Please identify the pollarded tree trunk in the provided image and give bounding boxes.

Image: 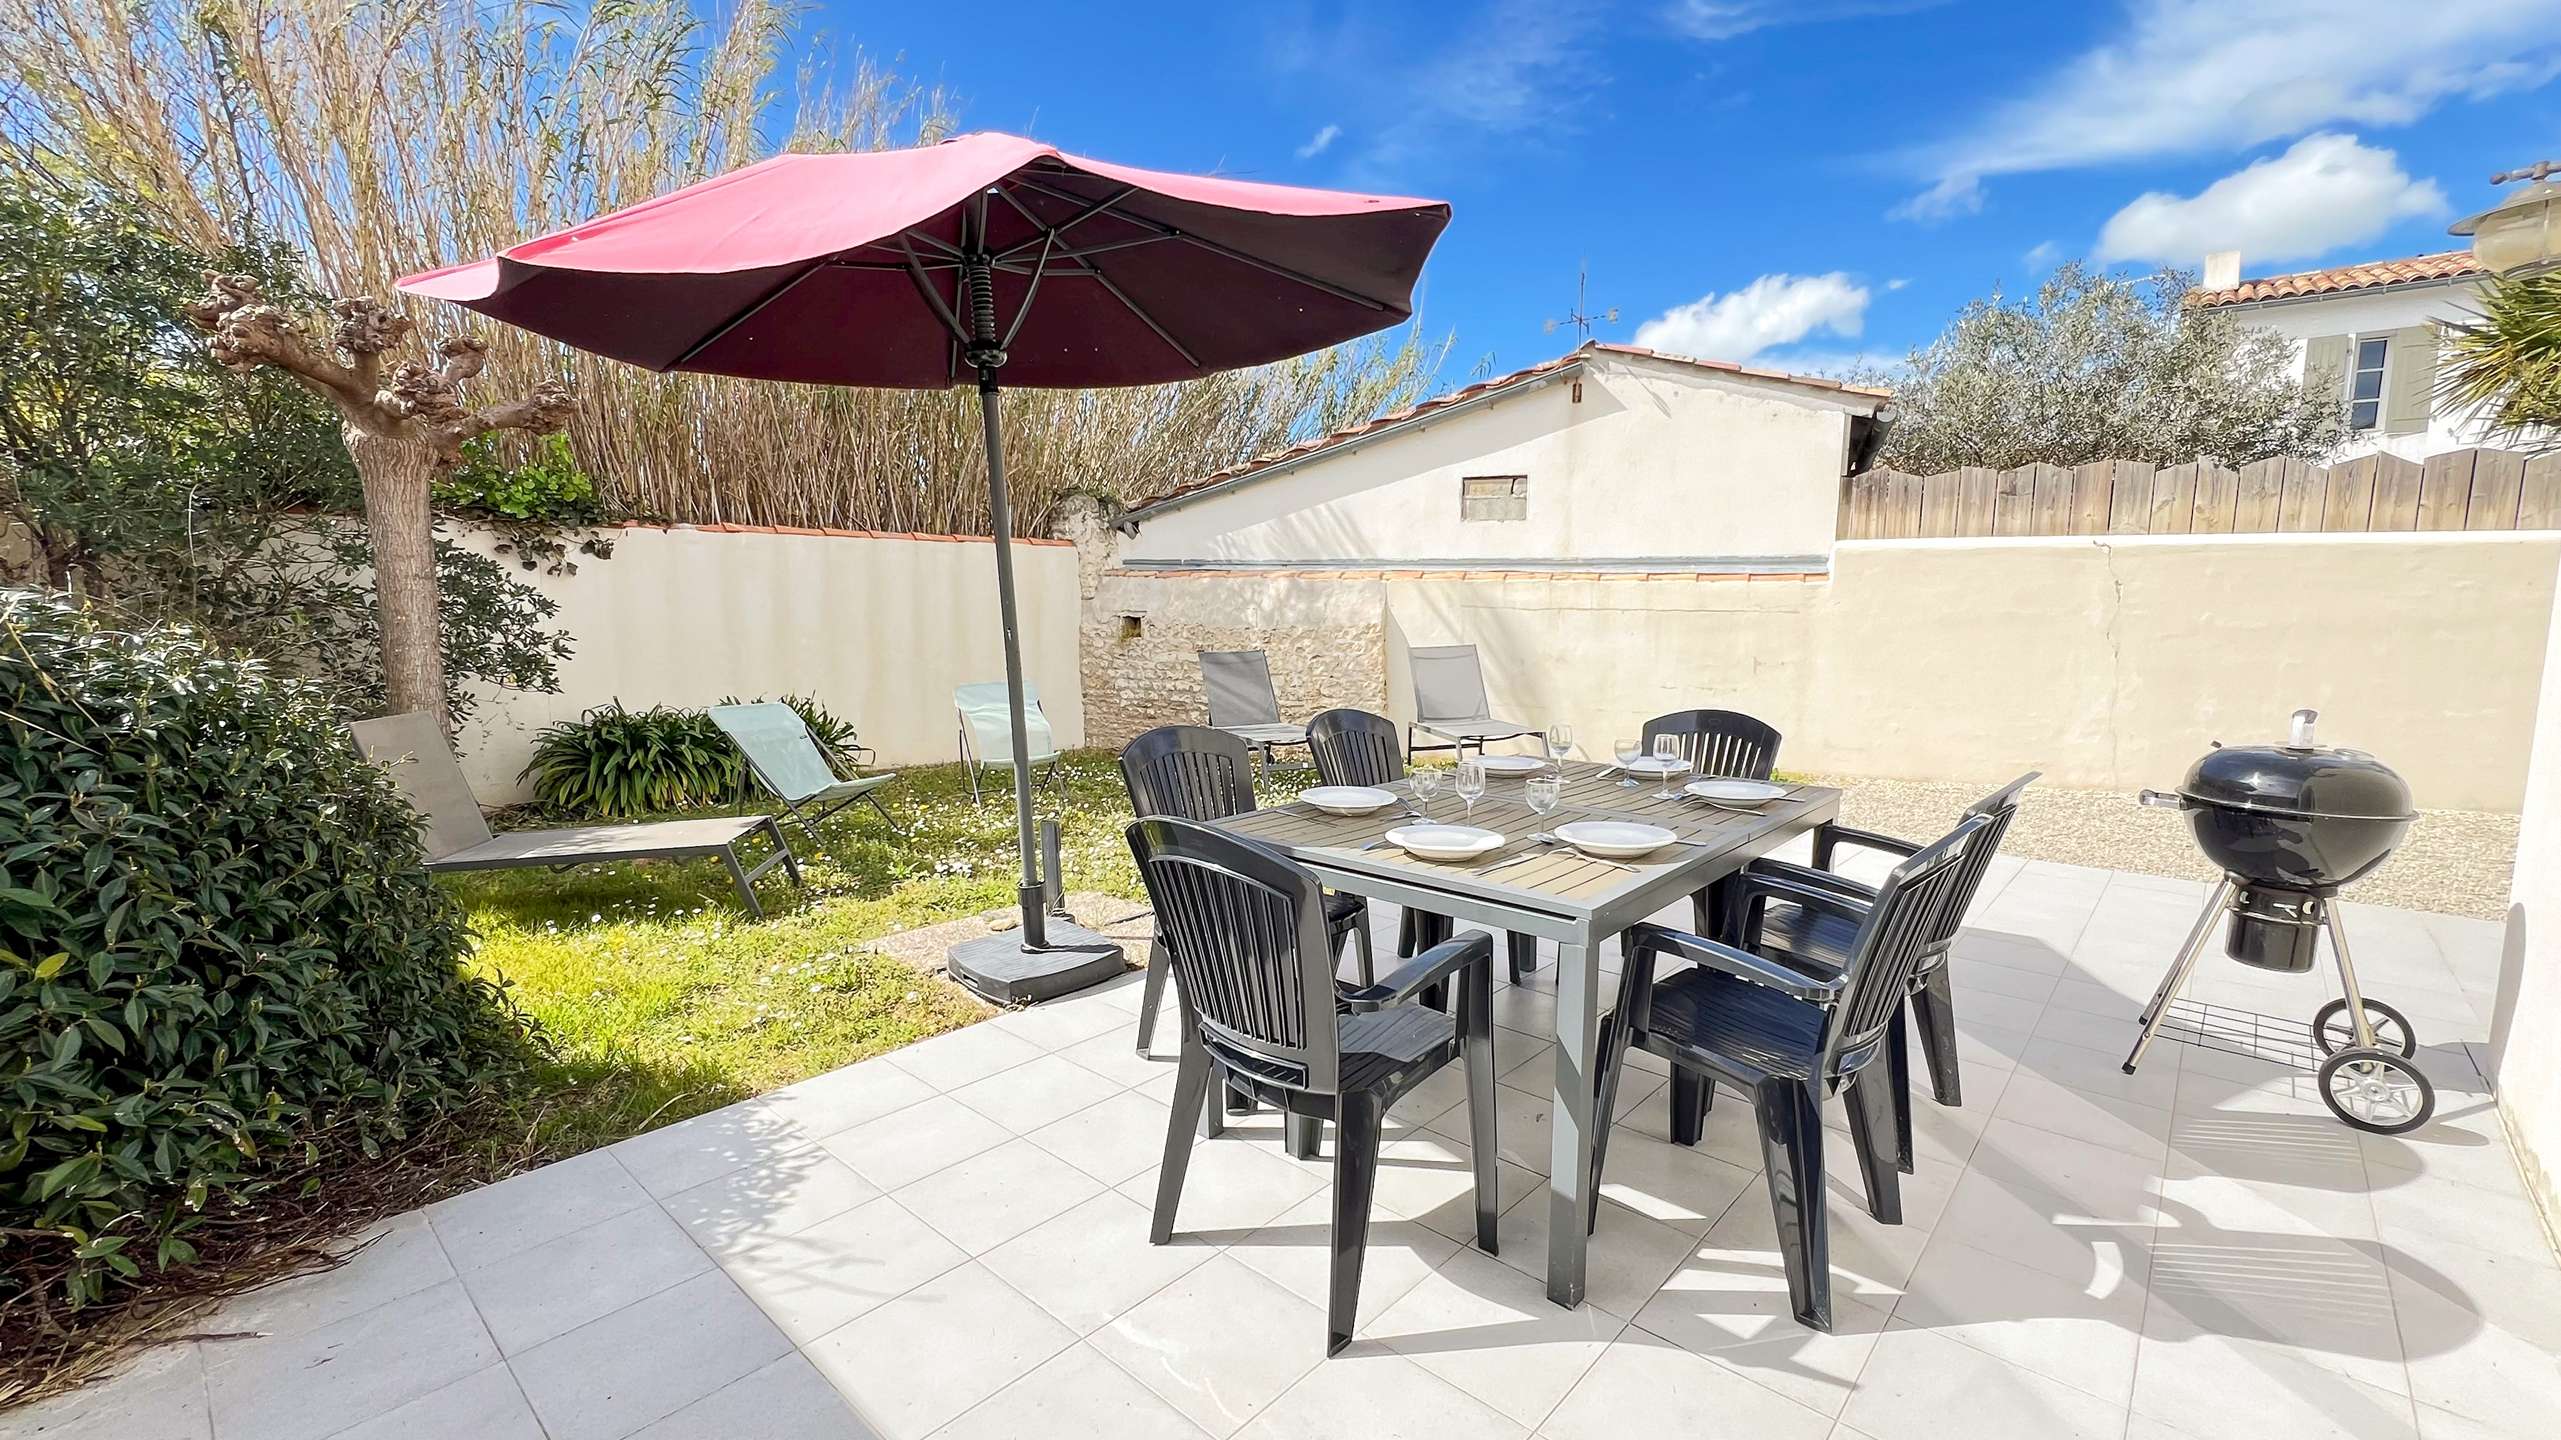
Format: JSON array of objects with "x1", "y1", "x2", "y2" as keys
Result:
[
  {"x1": 346, "y1": 428, "x2": 446, "y2": 723},
  {"x1": 184, "y1": 276, "x2": 573, "y2": 737}
]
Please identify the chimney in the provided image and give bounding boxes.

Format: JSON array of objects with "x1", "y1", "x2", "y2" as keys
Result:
[{"x1": 2203, "y1": 250, "x2": 2241, "y2": 290}]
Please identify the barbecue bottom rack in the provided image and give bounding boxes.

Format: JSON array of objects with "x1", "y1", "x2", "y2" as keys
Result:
[{"x1": 2121, "y1": 880, "x2": 2435, "y2": 1135}]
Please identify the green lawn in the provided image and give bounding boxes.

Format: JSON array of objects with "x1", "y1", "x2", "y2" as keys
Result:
[{"x1": 453, "y1": 749, "x2": 1324, "y2": 1160}]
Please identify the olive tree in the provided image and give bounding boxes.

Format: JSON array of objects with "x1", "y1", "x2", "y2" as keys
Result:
[
  {"x1": 1870, "y1": 263, "x2": 2346, "y2": 473},
  {"x1": 184, "y1": 276, "x2": 574, "y2": 733}
]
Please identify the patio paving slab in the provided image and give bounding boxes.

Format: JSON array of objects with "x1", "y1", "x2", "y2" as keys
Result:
[{"x1": 18, "y1": 862, "x2": 2561, "y2": 1440}]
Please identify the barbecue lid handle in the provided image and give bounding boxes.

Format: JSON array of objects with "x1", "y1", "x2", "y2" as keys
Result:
[
  {"x1": 2289, "y1": 708, "x2": 2319, "y2": 749},
  {"x1": 2137, "y1": 789, "x2": 2186, "y2": 809}
]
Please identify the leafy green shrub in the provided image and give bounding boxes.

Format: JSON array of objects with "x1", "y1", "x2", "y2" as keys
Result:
[
  {"x1": 521, "y1": 702, "x2": 742, "y2": 819},
  {"x1": 438, "y1": 432, "x2": 606, "y2": 526},
  {"x1": 0, "y1": 592, "x2": 533, "y2": 1307},
  {"x1": 522, "y1": 696, "x2": 865, "y2": 820}
]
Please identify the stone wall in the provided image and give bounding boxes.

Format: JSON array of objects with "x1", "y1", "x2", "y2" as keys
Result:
[{"x1": 1060, "y1": 499, "x2": 1385, "y2": 749}]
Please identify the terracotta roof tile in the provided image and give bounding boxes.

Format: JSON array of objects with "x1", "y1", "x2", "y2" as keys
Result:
[
  {"x1": 606, "y1": 520, "x2": 1069, "y2": 546},
  {"x1": 1128, "y1": 341, "x2": 1891, "y2": 514},
  {"x1": 2188, "y1": 250, "x2": 2485, "y2": 309}
]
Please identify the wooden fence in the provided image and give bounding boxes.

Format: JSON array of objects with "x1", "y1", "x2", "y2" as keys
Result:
[{"x1": 1839, "y1": 448, "x2": 2561, "y2": 540}]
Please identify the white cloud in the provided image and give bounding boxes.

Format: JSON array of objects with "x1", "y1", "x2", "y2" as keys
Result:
[
  {"x1": 1889, "y1": 173, "x2": 1983, "y2": 223},
  {"x1": 1633, "y1": 273, "x2": 1870, "y2": 362},
  {"x1": 1885, "y1": 277, "x2": 1910, "y2": 290},
  {"x1": 2096, "y1": 133, "x2": 2447, "y2": 265},
  {"x1": 1755, "y1": 345, "x2": 1905, "y2": 381},
  {"x1": 1665, "y1": 0, "x2": 1947, "y2": 40},
  {"x1": 1348, "y1": 0, "x2": 1608, "y2": 182},
  {"x1": 1895, "y1": 0, "x2": 2561, "y2": 217},
  {"x1": 2022, "y1": 240, "x2": 2060, "y2": 273},
  {"x1": 1295, "y1": 124, "x2": 1342, "y2": 159}
]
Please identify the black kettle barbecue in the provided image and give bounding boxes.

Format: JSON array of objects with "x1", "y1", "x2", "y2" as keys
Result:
[{"x1": 2121, "y1": 708, "x2": 2434, "y2": 1133}]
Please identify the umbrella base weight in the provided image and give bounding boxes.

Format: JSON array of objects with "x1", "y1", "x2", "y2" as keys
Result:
[{"x1": 948, "y1": 922, "x2": 1127, "y2": 1005}]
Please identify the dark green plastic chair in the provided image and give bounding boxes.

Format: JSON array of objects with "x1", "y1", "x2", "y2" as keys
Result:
[
  {"x1": 1130, "y1": 814, "x2": 1500, "y2": 1355},
  {"x1": 1588, "y1": 812, "x2": 1986, "y2": 1332}
]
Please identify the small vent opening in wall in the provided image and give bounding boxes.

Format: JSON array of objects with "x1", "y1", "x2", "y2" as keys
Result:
[
  {"x1": 1119, "y1": 615, "x2": 1145, "y2": 640},
  {"x1": 1461, "y1": 474, "x2": 1528, "y2": 522}
]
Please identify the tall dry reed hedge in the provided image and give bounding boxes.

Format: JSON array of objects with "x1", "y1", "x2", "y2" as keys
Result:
[{"x1": 0, "y1": 0, "x2": 1441, "y2": 534}]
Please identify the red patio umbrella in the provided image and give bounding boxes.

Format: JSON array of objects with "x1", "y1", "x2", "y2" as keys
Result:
[{"x1": 401, "y1": 131, "x2": 1450, "y2": 997}]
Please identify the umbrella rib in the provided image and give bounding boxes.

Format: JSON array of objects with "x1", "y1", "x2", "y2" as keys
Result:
[
  {"x1": 666, "y1": 263, "x2": 827, "y2": 370},
  {"x1": 990, "y1": 183, "x2": 1137, "y2": 262},
  {"x1": 1074, "y1": 259, "x2": 1200, "y2": 368},
  {"x1": 1001, "y1": 228, "x2": 1057, "y2": 351},
  {"x1": 1011, "y1": 176, "x2": 1390, "y2": 311},
  {"x1": 895, "y1": 230, "x2": 972, "y2": 346}
]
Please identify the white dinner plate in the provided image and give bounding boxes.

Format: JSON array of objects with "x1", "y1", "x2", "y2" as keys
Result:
[
  {"x1": 1302, "y1": 785, "x2": 1398, "y2": 816},
  {"x1": 1384, "y1": 825, "x2": 1505, "y2": 862},
  {"x1": 1553, "y1": 820, "x2": 1678, "y2": 859},
  {"x1": 1685, "y1": 778, "x2": 1787, "y2": 806},
  {"x1": 1622, "y1": 755, "x2": 1688, "y2": 775},
  {"x1": 1477, "y1": 755, "x2": 1545, "y2": 774}
]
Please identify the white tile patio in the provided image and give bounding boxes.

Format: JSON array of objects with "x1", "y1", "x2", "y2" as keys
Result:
[{"x1": 15, "y1": 857, "x2": 2558, "y2": 1440}]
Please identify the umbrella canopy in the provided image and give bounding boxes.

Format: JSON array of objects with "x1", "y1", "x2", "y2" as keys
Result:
[
  {"x1": 397, "y1": 131, "x2": 1450, "y2": 989},
  {"x1": 399, "y1": 130, "x2": 1448, "y2": 388}
]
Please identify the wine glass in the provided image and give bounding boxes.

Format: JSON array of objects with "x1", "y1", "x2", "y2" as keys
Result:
[
  {"x1": 1409, "y1": 766, "x2": 1442, "y2": 819},
  {"x1": 1526, "y1": 774, "x2": 1562, "y2": 832},
  {"x1": 1613, "y1": 736, "x2": 1642, "y2": 788},
  {"x1": 1546, "y1": 723, "x2": 1574, "y2": 771},
  {"x1": 1652, "y1": 734, "x2": 1685, "y2": 800},
  {"x1": 1454, "y1": 758, "x2": 1487, "y2": 825}
]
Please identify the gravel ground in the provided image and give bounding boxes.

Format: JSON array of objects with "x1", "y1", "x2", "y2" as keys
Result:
[{"x1": 1803, "y1": 774, "x2": 2519, "y2": 921}]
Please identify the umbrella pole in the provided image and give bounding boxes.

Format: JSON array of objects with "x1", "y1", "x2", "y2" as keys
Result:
[
  {"x1": 974, "y1": 367, "x2": 1049, "y2": 949},
  {"x1": 943, "y1": 245, "x2": 1120, "y2": 1003}
]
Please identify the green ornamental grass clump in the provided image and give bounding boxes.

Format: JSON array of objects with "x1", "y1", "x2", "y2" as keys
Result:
[
  {"x1": 521, "y1": 695, "x2": 864, "y2": 820},
  {"x1": 0, "y1": 591, "x2": 533, "y2": 1306}
]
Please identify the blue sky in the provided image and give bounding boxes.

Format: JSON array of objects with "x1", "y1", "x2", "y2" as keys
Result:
[{"x1": 824, "y1": 0, "x2": 2561, "y2": 381}]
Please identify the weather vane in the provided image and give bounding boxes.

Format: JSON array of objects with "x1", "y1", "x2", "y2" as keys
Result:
[{"x1": 1542, "y1": 261, "x2": 1618, "y2": 342}]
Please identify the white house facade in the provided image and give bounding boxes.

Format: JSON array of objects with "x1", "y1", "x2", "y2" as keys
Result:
[
  {"x1": 2189, "y1": 249, "x2": 2492, "y2": 461},
  {"x1": 1112, "y1": 342, "x2": 1893, "y2": 573}
]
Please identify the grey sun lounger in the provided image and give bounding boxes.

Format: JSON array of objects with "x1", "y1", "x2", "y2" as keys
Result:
[
  {"x1": 1405, "y1": 643, "x2": 1536, "y2": 760},
  {"x1": 955, "y1": 681, "x2": 1063, "y2": 805},
  {"x1": 1200, "y1": 649, "x2": 1308, "y2": 767},
  {"x1": 708, "y1": 702, "x2": 901, "y2": 835},
  {"x1": 351, "y1": 711, "x2": 801, "y2": 918}
]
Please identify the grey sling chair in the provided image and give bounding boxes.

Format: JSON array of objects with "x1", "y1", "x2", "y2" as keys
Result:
[
  {"x1": 350, "y1": 712, "x2": 802, "y2": 918},
  {"x1": 955, "y1": 681, "x2": 1064, "y2": 805},
  {"x1": 1404, "y1": 643, "x2": 1535, "y2": 761},
  {"x1": 1129, "y1": 814, "x2": 1500, "y2": 1355},
  {"x1": 1199, "y1": 649, "x2": 1308, "y2": 774},
  {"x1": 707, "y1": 702, "x2": 902, "y2": 836}
]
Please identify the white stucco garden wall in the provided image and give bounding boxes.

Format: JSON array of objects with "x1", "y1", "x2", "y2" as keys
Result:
[
  {"x1": 450, "y1": 523, "x2": 1085, "y2": 800},
  {"x1": 1088, "y1": 530, "x2": 2557, "y2": 812},
  {"x1": 2494, "y1": 548, "x2": 2561, "y2": 1245},
  {"x1": 1118, "y1": 352, "x2": 1873, "y2": 569},
  {"x1": 1376, "y1": 532, "x2": 2554, "y2": 811}
]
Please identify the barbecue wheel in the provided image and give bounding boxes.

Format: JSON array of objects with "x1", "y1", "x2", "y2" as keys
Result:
[
  {"x1": 2311, "y1": 997, "x2": 2416, "y2": 1058},
  {"x1": 2316, "y1": 1047, "x2": 2434, "y2": 1134}
]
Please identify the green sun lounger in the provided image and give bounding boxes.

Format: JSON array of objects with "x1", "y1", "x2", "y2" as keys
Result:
[{"x1": 708, "y1": 701, "x2": 902, "y2": 835}]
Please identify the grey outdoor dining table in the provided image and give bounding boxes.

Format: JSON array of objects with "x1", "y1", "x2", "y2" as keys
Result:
[{"x1": 1213, "y1": 760, "x2": 1842, "y2": 1308}]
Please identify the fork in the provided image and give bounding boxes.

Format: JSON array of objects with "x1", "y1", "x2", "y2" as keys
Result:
[{"x1": 1488, "y1": 833, "x2": 1635, "y2": 874}]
